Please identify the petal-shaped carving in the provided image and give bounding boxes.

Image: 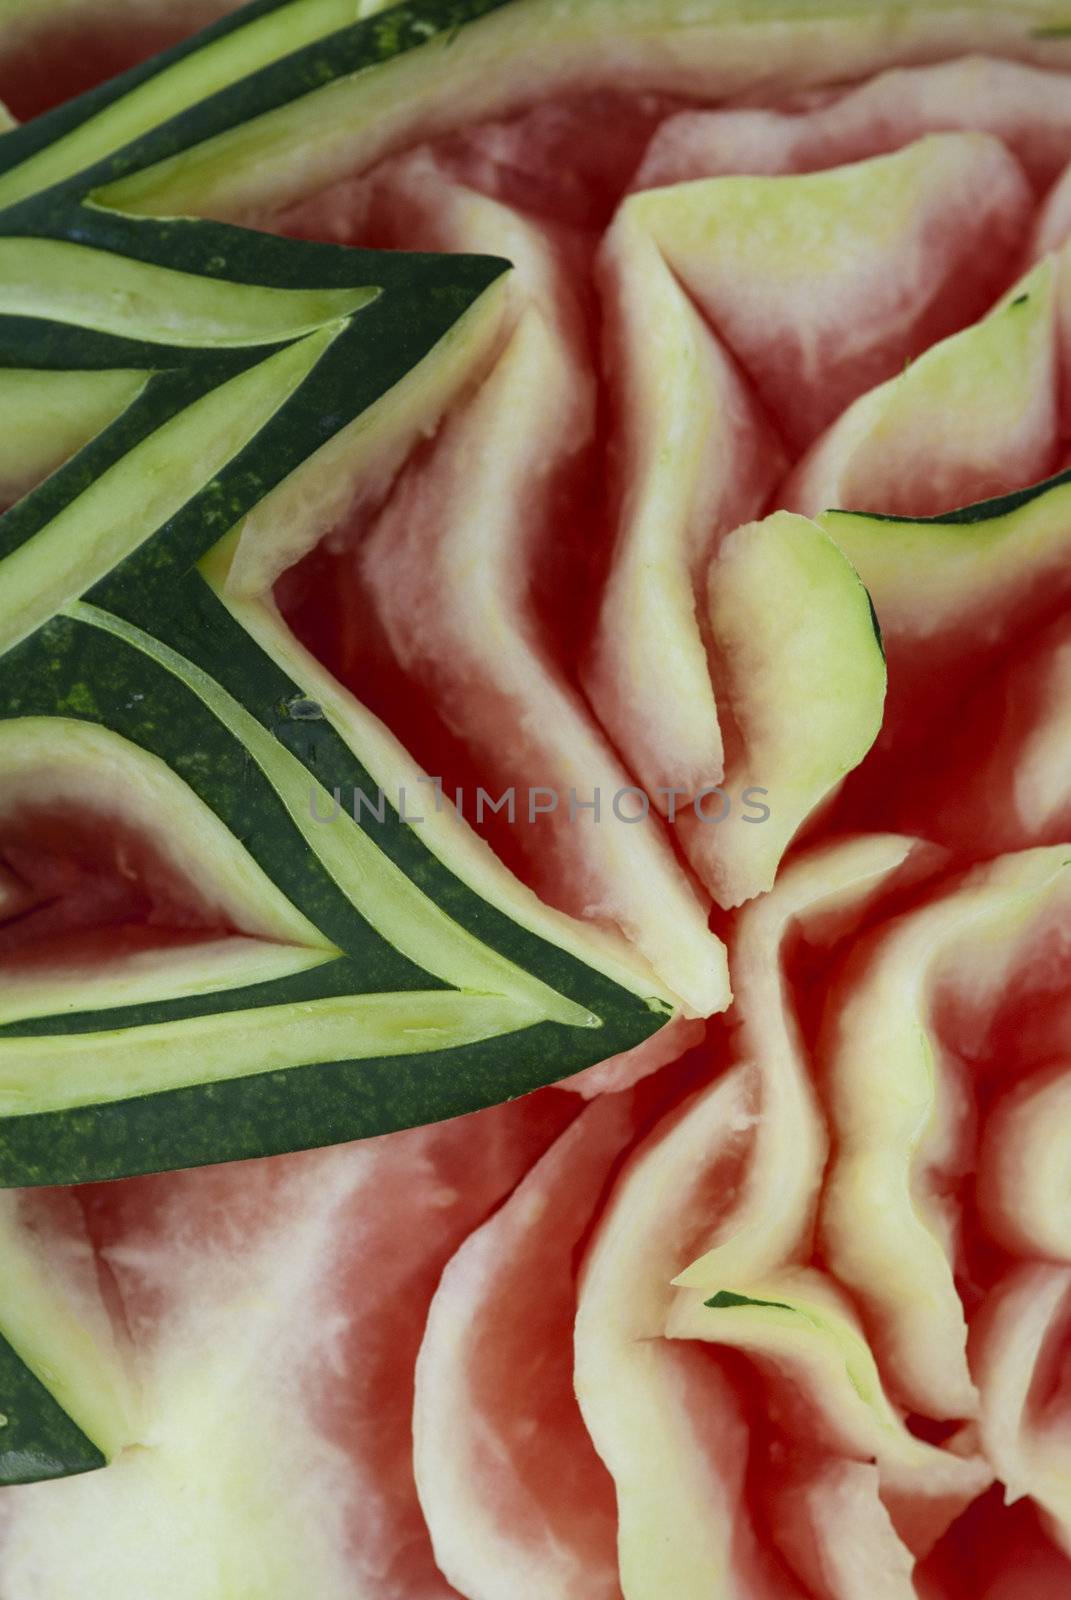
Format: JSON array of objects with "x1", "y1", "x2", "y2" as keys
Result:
[
  {"x1": 974, "y1": 1264, "x2": 1071, "y2": 1560},
  {"x1": 978, "y1": 1064, "x2": 1071, "y2": 1262},
  {"x1": 820, "y1": 849, "x2": 1071, "y2": 1420},
  {"x1": 620, "y1": 136, "x2": 1030, "y2": 451},
  {"x1": 785, "y1": 260, "x2": 1059, "y2": 520},
  {"x1": 636, "y1": 56, "x2": 1071, "y2": 192},
  {"x1": 0, "y1": 1092, "x2": 573, "y2": 1593}
]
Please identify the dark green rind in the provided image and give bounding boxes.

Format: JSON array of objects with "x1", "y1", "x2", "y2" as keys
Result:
[
  {"x1": 0, "y1": 0, "x2": 683, "y2": 1498},
  {"x1": 0, "y1": 1336, "x2": 105, "y2": 1485},
  {"x1": 0, "y1": 0, "x2": 670, "y2": 1201},
  {"x1": 0, "y1": 1009, "x2": 660, "y2": 1188},
  {"x1": 837, "y1": 462, "x2": 1071, "y2": 528},
  {"x1": 704, "y1": 1290, "x2": 795, "y2": 1312},
  {"x1": 865, "y1": 591, "x2": 885, "y2": 660},
  {"x1": 0, "y1": 0, "x2": 514, "y2": 205},
  {"x1": 0, "y1": 257, "x2": 506, "y2": 569},
  {"x1": 0, "y1": 0, "x2": 291, "y2": 179},
  {"x1": 0, "y1": 583, "x2": 670, "y2": 1030}
]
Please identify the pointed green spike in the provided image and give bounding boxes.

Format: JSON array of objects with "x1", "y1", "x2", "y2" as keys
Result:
[
  {"x1": 0, "y1": 0, "x2": 686, "y2": 1494},
  {"x1": 0, "y1": 0, "x2": 676, "y2": 1205},
  {"x1": 0, "y1": 1336, "x2": 106, "y2": 1486}
]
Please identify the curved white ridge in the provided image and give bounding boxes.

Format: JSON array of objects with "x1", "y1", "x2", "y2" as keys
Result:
[{"x1": 821, "y1": 848, "x2": 1071, "y2": 1422}]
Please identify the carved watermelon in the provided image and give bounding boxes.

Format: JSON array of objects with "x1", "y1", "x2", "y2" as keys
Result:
[{"x1": 4, "y1": 2, "x2": 1071, "y2": 1597}]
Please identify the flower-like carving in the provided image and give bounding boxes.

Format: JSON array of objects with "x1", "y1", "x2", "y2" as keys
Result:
[{"x1": 5, "y1": 4, "x2": 1071, "y2": 1597}]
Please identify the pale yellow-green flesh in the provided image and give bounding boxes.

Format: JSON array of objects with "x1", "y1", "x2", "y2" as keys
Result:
[
  {"x1": 584, "y1": 210, "x2": 747, "y2": 804},
  {"x1": 67, "y1": 603, "x2": 593, "y2": 1027},
  {"x1": 0, "y1": 369, "x2": 147, "y2": 506},
  {"x1": 0, "y1": 938, "x2": 328, "y2": 1030},
  {"x1": 821, "y1": 479, "x2": 1071, "y2": 639},
  {"x1": 822, "y1": 847, "x2": 1071, "y2": 1422},
  {"x1": 88, "y1": 2, "x2": 1071, "y2": 224},
  {"x1": 0, "y1": 327, "x2": 340, "y2": 658},
  {"x1": 0, "y1": 1195, "x2": 140, "y2": 1462},
  {"x1": 629, "y1": 131, "x2": 1018, "y2": 312},
  {"x1": 786, "y1": 257, "x2": 1058, "y2": 518},
  {"x1": 575, "y1": 1067, "x2": 770, "y2": 1599},
  {"x1": 674, "y1": 834, "x2": 922, "y2": 1293},
  {"x1": 0, "y1": 989, "x2": 550, "y2": 1117},
  {"x1": 0, "y1": 239, "x2": 376, "y2": 347},
  {"x1": 684, "y1": 511, "x2": 885, "y2": 908}
]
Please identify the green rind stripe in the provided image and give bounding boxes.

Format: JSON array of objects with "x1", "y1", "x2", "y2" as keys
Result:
[
  {"x1": 0, "y1": 954, "x2": 396, "y2": 1040},
  {"x1": 0, "y1": 239, "x2": 377, "y2": 346},
  {"x1": 832, "y1": 461, "x2": 1071, "y2": 526},
  {"x1": 0, "y1": 989, "x2": 558, "y2": 1116},
  {"x1": 0, "y1": 329, "x2": 341, "y2": 657},
  {"x1": 0, "y1": 1336, "x2": 105, "y2": 1486},
  {"x1": 0, "y1": 1009, "x2": 658, "y2": 1189},
  {"x1": 68, "y1": 600, "x2": 592, "y2": 1026},
  {"x1": 0, "y1": 937, "x2": 332, "y2": 1029},
  {"x1": 705, "y1": 1290, "x2": 795, "y2": 1313},
  {"x1": 0, "y1": 0, "x2": 515, "y2": 212}
]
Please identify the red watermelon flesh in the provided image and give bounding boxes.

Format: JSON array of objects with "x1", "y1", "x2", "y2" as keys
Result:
[
  {"x1": 412, "y1": 1050, "x2": 711, "y2": 1600},
  {"x1": 0, "y1": 1089, "x2": 577, "y2": 1598},
  {"x1": 0, "y1": 802, "x2": 236, "y2": 971},
  {"x1": 278, "y1": 147, "x2": 728, "y2": 1015},
  {"x1": 13, "y1": 19, "x2": 1071, "y2": 1600},
  {"x1": 270, "y1": 102, "x2": 1061, "y2": 944},
  {"x1": 888, "y1": 609, "x2": 1071, "y2": 858},
  {"x1": 0, "y1": 3, "x2": 245, "y2": 122},
  {"x1": 633, "y1": 56, "x2": 1071, "y2": 193},
  {"x1": 917, "y1": 1489, "x2": 1071, "y2": 1600}
]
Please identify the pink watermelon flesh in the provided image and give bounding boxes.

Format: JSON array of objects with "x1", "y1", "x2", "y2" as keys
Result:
[
  {"x1": 890, "y1": 610, "x2": 1071, "y2": 857},
  {"x1": 0, "y1": 800, "x2": 236, "y2": 971},
  {"x1": 633, "y1": 56, "x2": 1071, "y2": 194},
  {"x1": 271, "y1": 104, "x2": 1056, "y2": 948},
  {"x1": 0, "y1": 1089, "x2": 577, "y2": 1598},
  {"x1": 412, "y1": 1058, "x2": 706, "y2": 1600},
  {"x1": 13, "y1": 21, "x2": 1071, "y2": 1600},
  {"x1": 0, "y1": 4, "x2": 245, "y2": 121}
]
